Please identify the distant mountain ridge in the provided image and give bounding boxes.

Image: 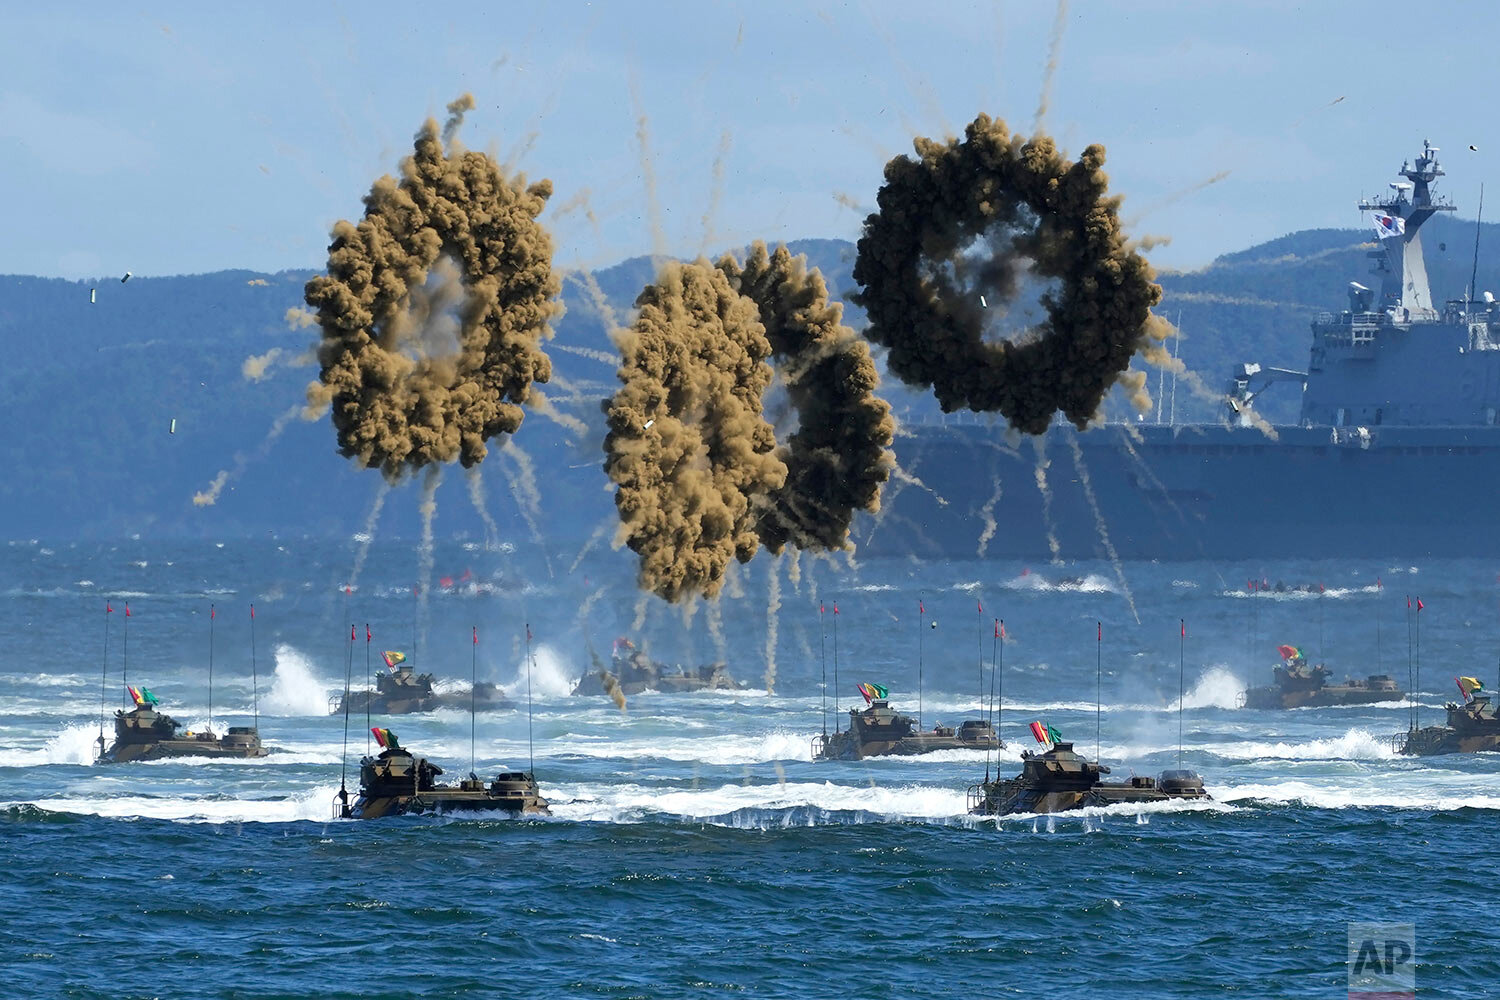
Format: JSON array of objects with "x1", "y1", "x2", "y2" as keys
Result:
[{"x1": 2, "y1": 219, "x2": 1498, "y2": 541}]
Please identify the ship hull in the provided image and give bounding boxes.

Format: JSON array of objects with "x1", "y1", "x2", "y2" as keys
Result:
[
  {"x1": 1242, "y1": 686, "x2": 1401, "y2": 710},
  {"x1": 868, "y1": 422, "x2": 1500, "y2": 561}
]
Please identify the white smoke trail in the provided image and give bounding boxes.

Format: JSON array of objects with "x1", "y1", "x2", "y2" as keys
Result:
[
  {"x1": 550, "y1": 341, "x2": 617, "y2": 366},
  {"x1": 465, "y1": 466, "x2": 501, "y2": 552},
  {"x1": 570, "y1": 520, "x2": 613, "y2": 574},
  {"x1": 764, "y1": 555, "x2": 782, "y2": 694},
  {"x1": 192, "y1": 404, "x2": 301, "y2": 507},
  {"x1": 1066, "y1": 435, "x2": 1139, "y2": 624},
  {"x1": 348, "y1": 481, "x2": 391, "y2": 589},
  {"x1": 417, "y1": 466, "x2": 442, "y2": 653},
  {"x1": 1030, "y1": 436, "x2": 1061, "y2": 563},
  {"x1": 500, "y1": 439, "x2": 554, "y2": 578},
  {"x1": 529, "y1": 389, "x2": 589, "y2": 437},
  {"x1": 706, "y1": 599, "x2": 728, "y2": 666},
  {"x1": 976, "y1": 472, "x2": 1003, "y2": 557},
  {"x1": 786, "y1": 547, "x2": 802, "y2": 591},
  {"x1": 631, "y1": 592, "x2": 651, "y2": 633}
]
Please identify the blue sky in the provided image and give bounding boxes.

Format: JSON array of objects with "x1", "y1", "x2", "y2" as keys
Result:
[{"x1": 4, "y1": 1, "x2": 1497, "y2": 279}]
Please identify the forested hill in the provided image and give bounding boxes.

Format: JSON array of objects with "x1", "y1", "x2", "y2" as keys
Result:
[{"x1": 2, "y1": 218, "x2": 1497, "y2": 541}]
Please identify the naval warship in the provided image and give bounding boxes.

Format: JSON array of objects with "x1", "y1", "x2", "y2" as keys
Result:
[
  {"x1": 572, "y1": 638, "x2": 745, "y2": 697},
  {"x1": 813, "y1": 685, "x2": 1000, "y2": 760},
  {"x1": 869, "y1": 140, "x2": 1500, "y2": 561},
  {"x1": 1240, "y1": 644, "x2": 1403, "y2": 709},
  {"x1": 1394, "y1": 677, "x2": 1500, "y2": 755},
  {"x1": 329, "y1": 654, "x2": 514, "y2": 715}
]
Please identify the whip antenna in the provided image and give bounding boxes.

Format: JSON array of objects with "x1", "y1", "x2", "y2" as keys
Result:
[
  {"x1": 525, "y1": 623, "x2": 536, "y2": 777},
  {"x1": 250, "y1": 605, "x2": 259, "y2": 731},
  {"x1": 1178, "y1": 619, "x2": 1186, "y2": 769},
  {"x1": 208, "y1": 604, "x2": 216, "y2": 737},
  {"x1": 338, "y1": 624, "x2": 355, "y2": 817}
]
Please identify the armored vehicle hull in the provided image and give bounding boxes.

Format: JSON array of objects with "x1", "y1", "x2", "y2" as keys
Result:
[
  {"x1": 574, "y1": 640, "x2": 745, "y2": 697},
  {"x1": 814, "y1": 700, "x2": 1000, "y2": 760},
  {"x1": 1395, "y1": 697, "x2": 1500, "y2": 756},
  {"x1": 330, "y1": 666, "x2": 513, "y2": 716},
  {"x1": 348, "y1": 747, "x2": 548, "y2": 818},
  {"x1": 99, "y1": 707, "x2": 267, "y2": 763},
  {"x1": 968, "y1": 743, "x2": 1209, "y2": 816}
]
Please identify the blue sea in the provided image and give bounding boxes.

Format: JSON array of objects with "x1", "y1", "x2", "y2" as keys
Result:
[{"x1": 2, "y1": 534, "x2": 1494, "y2": 998}]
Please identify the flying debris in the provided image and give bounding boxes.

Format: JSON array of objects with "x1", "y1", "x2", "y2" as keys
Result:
[
  {"x1": 304, "y1": 94, "x2": 561, "y2": 481},
  {"x1": 90, "y1": 288, "x2": 96, "y2": 304},
  {"x1": 169, "y1": 418, "x2": 176, "y2": 435},
  {"x1": 121, "y1": 272, "x2": 132, "y2": 284},
  {"x1": 603, "y1": 242, "x2": 894, "y2": 602},
  {"x1": 851, "y1": 114, "x2": 1167, "y2": 435},
  {"x1": 1471, "y1": 145, "x2": 1480, "y2": 152}
]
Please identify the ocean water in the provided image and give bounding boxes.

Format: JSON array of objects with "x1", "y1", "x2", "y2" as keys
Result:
[{"x1": 2, "y1": 536, "x2": 1496, "y2": 998}]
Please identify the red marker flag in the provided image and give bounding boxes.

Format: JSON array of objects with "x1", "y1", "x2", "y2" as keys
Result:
[
  {"x1": 833, "y1": 603, "x2": 839, "y2": 615},
  {"x1": 210, "y1": 605, "x2": 215, "y2": 619},
  {"x1": 820, "y1": 602, "x2": 825, "y2": 615},
  {"x1": 1181, "y1": 619, "x2": 1187, "y2": 638},
  {"x1": 350, "y1": 625, "x2": 356, "y2": 641},
  {"x1": 1000, "y1": 621, "x2": 1006, "y2": 639},
  {"x1": 250, "y1": 604, "x2": 255, "y2": 619},
  {"x1": 473, "y1": 627, "x2": 478, "y2": 645},
  {"x1": 106, "y1": 603, "x2": 113, "y2": 613},
  {"x1": 977, "y1": 599, "x2": 983, "y2": 614},
  {"x1": 526, "y1": 624, "x2": 533, "y2": 642},
  {"x1": 1407, "y1": 596, "x2": 1412, "y2": 609},
  {"x1": 994, "y1": 619, "x2": 1000, "y2": 638},
  {"x1": 1097, "y1": 621, "x2": 1102, "y2": 641},
  {"x1": 366, "y1": 625, "x2": 371, "y2": 642},
  {"x1": 1377, "y1": 576, "x2": 1382, "y2": 590},
  {"x1": 1417, "y1": 598, "x2": 1424, "y2": 611},
  {"x1": 125, "y1": 603, "x2": 131, "y2": 617}
]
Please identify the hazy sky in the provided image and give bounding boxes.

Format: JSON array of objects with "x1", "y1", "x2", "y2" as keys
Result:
[{"x1": 4, "y1": 1, "x2": 1497, "y2": 280}]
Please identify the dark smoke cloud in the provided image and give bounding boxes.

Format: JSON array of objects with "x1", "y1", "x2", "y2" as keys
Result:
[
  {"x1": 304, "y1": 94, "x2": 561, "y2": 480},
  {"x1": 851, "y1": 114, "x2": 1167, "y2": 435},
  {"x1": 718, "y1": 242, "x2": 895, "y2": 553},
  {"x1": 605, "y1": 244, "x2": 895, "y2": 602}
]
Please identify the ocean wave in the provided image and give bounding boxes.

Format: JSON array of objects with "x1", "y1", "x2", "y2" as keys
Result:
[
  {"x1": 1209, "y1": 728, "x2": 1396, "y2": 762},
  {"x1": 12, "y1": 785, "x2": 340, "y2": 824}
]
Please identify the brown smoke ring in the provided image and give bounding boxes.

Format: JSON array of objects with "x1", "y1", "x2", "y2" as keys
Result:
[
  {"x1": 851, "y1": 114, "x2": 1163, "y2": 434},
  {"x1": 605, "y1": 245, "x2": 895, "y2": 602},
  {"x1": 305, "y1": 98, "x2": 560, "y2": 480},
  {"x1": 717, "y1": 242, "x2": 895, "y2": 554},
  {"x1": 602, "y1": 261, "x2": 785, "y2": 603}
]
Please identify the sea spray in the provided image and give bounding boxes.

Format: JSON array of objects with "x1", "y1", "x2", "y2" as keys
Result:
[
  {"x1": 502, "y1": 644, "x2": 577, "y2": 699},
  {"x1": 264, "y1": 644, "x2": 334, "y2": 716}
]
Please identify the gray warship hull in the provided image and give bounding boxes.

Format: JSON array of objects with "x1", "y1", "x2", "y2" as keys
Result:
[{"x1": 868, "y1": 422, "x2": 1500, "y2": 562}]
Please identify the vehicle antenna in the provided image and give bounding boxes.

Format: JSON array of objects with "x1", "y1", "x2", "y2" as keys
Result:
[
  {"x1": 832, "y1": 601, "x2": 841, "y2": 733},
  {"x1": 1097, "y1": 621, "x2": 1103, "y2": 763},
  {"x1": 917, "y1": 597, "x2": 925, "y2": 730},
  {"x1": 471, "y1": 625, "x2": 478, "y2": 779},
  {"x1": 1406, "y1": 596, "x2": 1416, "y2": 732},
  {"x1": 97, "y1": 600, "x2": 113, "y2": 760},
  {"x1": 525, "y1": 623, "x2": 536, "y2": 777},
  {"x1": 365, "y1": 624, "x2": 371, "y2": 757},
  {"x1": 986, "y1": 618, "x2": 999, "y2": 783},
  {"x1": 208, "y1": 604, "x2": 215, "y2": 738},
  {"x1": 337, "y1": 624, "x2": 355, "y2": 818},
  {"x1": 1178, "y1": 619, "x2": 1187, "y2": 769},
  {"x1": 819, "y1": 602, "x2": 828, "y2": 738},
  {"x1": 250, "y1": 605, "x2": 259, "y2": 732}
]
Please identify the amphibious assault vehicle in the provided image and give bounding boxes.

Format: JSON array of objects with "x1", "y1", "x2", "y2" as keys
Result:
[
  {"x1": 968, "y1": 742, "x2": 1209, "y2": 816},
  {"x1": 339, "y1": 732, "x2": 549, "y2": 819},
  {"x1": 98, "y1": 702, "x2": 267, "y2": 763},
  {"x1": 813, "y1": 697, "x2": 1000, "y2": 761},
  {"x1": 572, "y1": 638, "x2": 745, "y2": 697}
]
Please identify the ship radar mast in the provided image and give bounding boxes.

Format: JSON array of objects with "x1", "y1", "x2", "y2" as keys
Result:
[{"x1": 1357, "y1": 140, "x2": 1456, "y2": 321}]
